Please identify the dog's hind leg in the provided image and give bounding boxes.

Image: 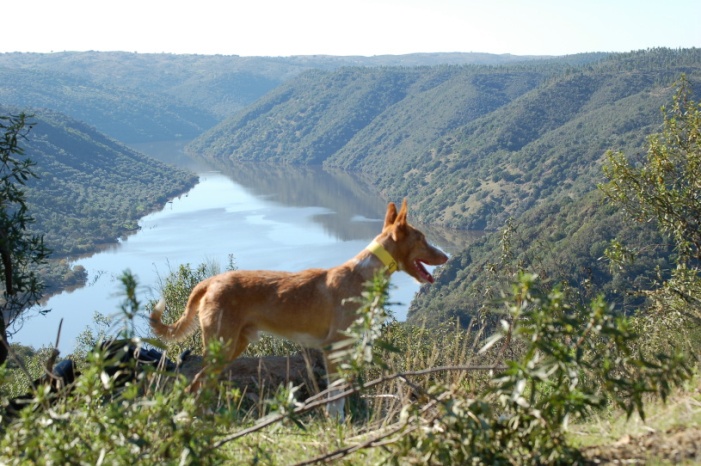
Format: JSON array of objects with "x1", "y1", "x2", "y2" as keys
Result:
[{"x1": 187, "y1": 323, "x2": 254, "y2": 393}]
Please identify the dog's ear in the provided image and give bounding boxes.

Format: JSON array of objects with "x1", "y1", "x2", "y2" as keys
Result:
[
  {"x1": 395, "y1": 198, "x2": 408, "y2": 226},
  {"x1": 383, "y1": 202, "x2": 398, "y2": 230},
  {"x1": 391, "y1": 199, "x2": 409, "y2": 241}
]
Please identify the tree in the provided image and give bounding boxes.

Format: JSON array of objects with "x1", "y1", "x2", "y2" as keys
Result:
[
  {"x1": 601, "y1": 76, "x2": 701, "y2": 333},
  {"x1": 0, "y1": 112, "x2": 50, "y2": 365},
  {"x1": 601, "y1": 76, "x2": 701, "y2": 266}
]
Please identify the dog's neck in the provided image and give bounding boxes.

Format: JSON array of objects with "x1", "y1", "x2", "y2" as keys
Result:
[
  {"x1": 365, "y1": 240, "x2": 398, "y2": 273},
  {"x1": 347, "y1": 238, "x2": 398, "y2": 282}
]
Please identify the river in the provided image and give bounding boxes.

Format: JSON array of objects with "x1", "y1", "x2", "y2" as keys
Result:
[{"x1": 15, "y1": 141, "x2": 479, "y2": 353}]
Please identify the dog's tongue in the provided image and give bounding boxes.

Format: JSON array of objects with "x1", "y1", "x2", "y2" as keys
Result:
[{"x1": 415, "y1": 260, "x2": 435, "y2": 283}]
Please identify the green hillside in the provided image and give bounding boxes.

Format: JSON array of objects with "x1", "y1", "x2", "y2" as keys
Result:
[
  {"x1": 1, "y1": 106, "x2": 199, "y2": 294},
  {"x1": 188, "y1": 50, "x2": 701, "y2": 213},
  {"x1": 190, "y1": 49, "x2": 701, "y2": 228},
  {"x1": 3, "y1": 48, "x2": 700, "y2": 326},
  {"x1": 186, "y1": 65, "x2": 551, "y2": 165}
]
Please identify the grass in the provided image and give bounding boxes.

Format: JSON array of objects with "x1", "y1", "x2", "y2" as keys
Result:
[
  {"x1": 0, "y1": 319, "x2": 486, "y2": 464},
  {"x1": 571, "y1": 375, "x2": 701, "y2": 447}
]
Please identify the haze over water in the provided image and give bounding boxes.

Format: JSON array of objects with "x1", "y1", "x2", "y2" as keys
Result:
[{"x1": 15, "y1": 142, "x2": 479, "y2": 353}]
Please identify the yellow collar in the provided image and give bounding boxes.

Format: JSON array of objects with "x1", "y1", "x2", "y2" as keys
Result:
[{"x1": 366, "y1": 240, "x2": 398, "y2": 273}]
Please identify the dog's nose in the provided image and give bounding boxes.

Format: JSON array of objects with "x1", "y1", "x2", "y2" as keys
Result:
[{"x1": 430, "y1": 247, "x2": 449, "y2": 265}]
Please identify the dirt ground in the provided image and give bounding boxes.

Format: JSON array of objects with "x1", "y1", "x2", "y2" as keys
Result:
[{"x1": 581, "y1": 426, "x2": 701, "y2": 464}]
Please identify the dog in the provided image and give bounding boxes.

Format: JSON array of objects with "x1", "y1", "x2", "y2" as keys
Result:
[{"x1": 150, "y1": 199, "x2": 448, "y2": 417}]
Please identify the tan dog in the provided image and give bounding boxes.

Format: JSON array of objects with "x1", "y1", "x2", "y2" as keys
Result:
[{"x1": 150, "y1": 199, "x2": 448, "y2": 416}]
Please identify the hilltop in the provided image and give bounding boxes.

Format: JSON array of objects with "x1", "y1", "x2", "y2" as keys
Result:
[{"x1": 0, "y1": 51, "x2": 575, "y2": 142}]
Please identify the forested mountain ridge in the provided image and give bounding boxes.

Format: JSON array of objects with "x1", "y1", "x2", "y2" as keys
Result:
[
  {"x1": 0, "y1": 51, "x2": 603, "y2": 143},
  {"x1": 3, "y1": 48, "x2": 699, "y2": 327},
  {"x1": 0, "y1": 50, "x2": 580, "y2": 302},
  {"x1": 1, "y1": 105, "x2": 199, "y2": 294},
  {"x1": 189, "y1": 48, "x2": 701, "y2": 230},
  {"x1": 186, "y1": 66, "x2": 550, "y2": 165},
  {"x1": 408, "y1": 49, "x2": 701, "y2": 324},
  {"x1": 0, "y1": 64, "x2": 218, "y2": 142}
]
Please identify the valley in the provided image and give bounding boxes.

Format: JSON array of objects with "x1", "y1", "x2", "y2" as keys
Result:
[
  {"x1": 2, "y1": 47, "x2": 701, "y2": 464},
  {"x1": 1, "y1": 47, "x2": 700, "y2": 337}
]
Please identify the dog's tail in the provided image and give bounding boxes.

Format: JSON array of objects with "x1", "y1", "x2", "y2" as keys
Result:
[{"x1": 150, "y1": 284, "x2": 205, "y2": 341}]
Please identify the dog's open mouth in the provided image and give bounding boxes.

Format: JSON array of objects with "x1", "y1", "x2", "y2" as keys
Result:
[{"x1": 414, "y1": 260, "x2": 435, "y2": 284}]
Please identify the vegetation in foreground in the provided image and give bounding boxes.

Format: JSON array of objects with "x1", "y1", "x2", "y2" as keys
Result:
[{"x1": 0, "y1": 261, "x2": 696, "y2": 465}]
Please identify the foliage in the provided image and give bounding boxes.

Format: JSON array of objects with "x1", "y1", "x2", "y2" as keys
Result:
[
  {"x1": 601, "y1": 76, "x2": 701, "y2": 357},
  {"x1": 0, "y1": 270, "x2": 397, "y2": 464},
  {"x1": 392, "y1": 272, "x2": 692, "y2": 465},
  {"x1": 602, "y1": 76, "x2": 701, "y2": 266},
  {"x1": 1, "y1": 265, "x2": 696, "y2": 464},
  {"x1": 0, "y1": 112, "x2": 50, "y2": 364},
  {"x1": 0, "y1": 271, "x2": 231, "y2": 465}
]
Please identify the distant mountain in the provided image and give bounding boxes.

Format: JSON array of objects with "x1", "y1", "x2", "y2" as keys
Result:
[
  {"x1": 0, "y1": 51, "x2": 601, "y2": 143},
  {"x1": 0, "y1": 64, "x2": 218, "y2": 143},
  {"x1": 190, "y1": 48, "x2": 701, "y2": 230}
]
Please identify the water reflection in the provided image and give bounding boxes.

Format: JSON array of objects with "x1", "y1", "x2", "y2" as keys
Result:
[
  {"x1": 134, "y1": 139, "x2": 481, "y2": 252},
  {"x1": 205, "y1": 159, "x2": 481, "y2": 252},
  {"x1": 209, "y1": 161, "x2": 386, "y2": 241}
]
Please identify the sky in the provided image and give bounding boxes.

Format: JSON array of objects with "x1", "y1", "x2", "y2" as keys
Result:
[{"x1": 1, "y1": 0, "x2": 700, "y2": 57}]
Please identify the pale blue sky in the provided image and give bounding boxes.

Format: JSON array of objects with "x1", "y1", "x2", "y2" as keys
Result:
[{"x1": 2, "y1": 0, "x2": 699, "y2": 57}]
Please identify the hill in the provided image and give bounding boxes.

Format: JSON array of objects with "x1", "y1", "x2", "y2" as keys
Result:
[
  {"x1": 0, "y1": 51, "x2": 596, "y2": 143},
  {"x1": 4, "y1": 48, "x2": 700, "y2": 326},
  {"x1": 190, "y1": 49, "x2": 701, "y2": 228},
  {"x1": 0, "y1": 105, "x2": 199, "y2": 295}
]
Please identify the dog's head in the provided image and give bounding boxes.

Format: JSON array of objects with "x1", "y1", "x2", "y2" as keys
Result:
[{"x1": 381, "y1": 199, "x2": 448, "y2": 284}]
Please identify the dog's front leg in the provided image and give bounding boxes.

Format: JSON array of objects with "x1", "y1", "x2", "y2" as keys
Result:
[{"x1": 322, "y1": 352, "x2": 346, "y2": 421}]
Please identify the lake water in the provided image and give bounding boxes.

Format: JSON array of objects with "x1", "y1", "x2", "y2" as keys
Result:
[{"x1": 14, "y1": 142, "x2": 479, "y2": 353}]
